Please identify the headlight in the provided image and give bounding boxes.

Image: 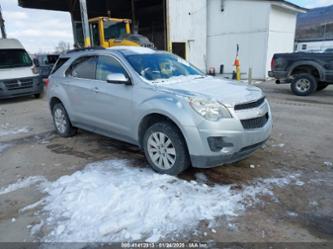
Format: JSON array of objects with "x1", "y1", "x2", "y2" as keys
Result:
[{"x1": 188, "y1": 97, "x2": 232, "y2": 121}]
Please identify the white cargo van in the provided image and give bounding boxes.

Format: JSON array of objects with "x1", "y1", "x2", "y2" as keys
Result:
[{"x1": 0, "y1": 39, "x2": 43, "y2": 99}]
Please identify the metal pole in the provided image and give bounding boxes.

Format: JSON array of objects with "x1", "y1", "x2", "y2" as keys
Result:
[
  {"x1": 79, "y1": 0, "x2": 91, "y2": 47},
  {"x1": 131, "y1": 0, "x2": 136, "y2": 31},
  {"x1": 0, "y1": 4, "x2": 7, "y2": 39},
  {"x1": 248, "y1": 67, "x2": 253, "y2": 85}
]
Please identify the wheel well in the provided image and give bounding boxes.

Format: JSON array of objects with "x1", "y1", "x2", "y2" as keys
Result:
[
  {"x1": 49, "y1": 97, "x2": 62, "y2": 111},
  {"x1": 138, "y1": 113, "x2": 186, "y2": 148},
  {"x1": 291, "y1": 65, "x2": 320, "y2": 79}
]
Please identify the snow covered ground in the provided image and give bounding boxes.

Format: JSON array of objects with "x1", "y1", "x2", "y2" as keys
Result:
[
  {"x1": 0, "y1": 143, "x2": 11, "y2": 154},
  {"x1": 0, "y1": 176, "x2": 47, "y2": 196},
  {"x1": 0, "y1": 123, "x2": 30, "y2": 137},
  {"x1": 0, "y1": 159, "x2": 305, "y2": 242}
]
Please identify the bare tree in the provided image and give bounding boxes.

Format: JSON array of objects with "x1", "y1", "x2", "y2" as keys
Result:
[{"x1": 55, "y1": 41, "x2": 71, "y2": 53}]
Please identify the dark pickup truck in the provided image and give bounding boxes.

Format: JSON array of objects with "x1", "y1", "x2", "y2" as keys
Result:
[{"x1": 269, "y1": 52, "x2": 333, "y2": 96}]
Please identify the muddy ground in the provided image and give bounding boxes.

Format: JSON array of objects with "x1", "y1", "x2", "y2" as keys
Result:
[{"x1": 0, "y1": 81, "x2": 332, "y2": 245}]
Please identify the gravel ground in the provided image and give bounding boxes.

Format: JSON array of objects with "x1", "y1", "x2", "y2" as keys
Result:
[{"x1": 0, "y1": 82, "x2": 332, "y2": 245}]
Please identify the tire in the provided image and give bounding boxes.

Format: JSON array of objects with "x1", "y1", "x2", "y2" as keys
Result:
[
  {"x1": 35, "y1": 87, "x2": 44, "y2": 99},
  {"x1": 317, "y1": 82, "x2": 329, "y2": 91},
  {"x1": 52, "y1": 103, "x2": 77, "y2": 137},
  {"x1": 143, "y1": 122, "x2": 190, "y2": 175},
  {"x1": 291, "y1": 74, "x2": 317, "y2": 96}
]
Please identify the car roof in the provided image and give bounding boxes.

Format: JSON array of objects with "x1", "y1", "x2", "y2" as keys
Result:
[
  {"x1": 107, "y1": 46, "x2": 156, "y2": 56},
  {"x1": 62, "y1": 46, "x2": 157, "y2": 58},
  {"x1": 0, "y1": 39, "x2": 25, "y2": 50}
]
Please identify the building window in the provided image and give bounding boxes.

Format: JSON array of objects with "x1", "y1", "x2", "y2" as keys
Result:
[
  {"x1": 172, "y1": 42, "x2": 187, "y2": 60},
  {"x1": 302, "y1": 44, "x2": 307, "y2": 50}
]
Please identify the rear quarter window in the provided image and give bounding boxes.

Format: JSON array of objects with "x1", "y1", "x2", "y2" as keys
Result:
[{"x1": 50, "y1": 57, "x2": 70, "y2": 75}]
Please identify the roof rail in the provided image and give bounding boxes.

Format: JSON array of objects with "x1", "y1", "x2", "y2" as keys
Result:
[{"x1": 66, "y1": 46, "x2": 105, "y2": 54}]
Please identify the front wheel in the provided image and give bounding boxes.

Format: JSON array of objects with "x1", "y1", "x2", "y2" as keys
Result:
[
  {"x1": 52, "y1": 103, "x2": 77, "y2": 137},
  {"x1": 143, "y1": 122, "x2": 190, "y2": 175},
  {"x1": 291, "y1": 74, "x2": 317, "y2": 96}
]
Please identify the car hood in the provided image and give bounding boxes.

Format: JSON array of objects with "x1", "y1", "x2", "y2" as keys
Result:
[
  {"x1": 0, "y1": 67, "x2": 36, "y2": 81},
  {"x1": 155, "y1": 76, "x2": 264, "y2": 107}
]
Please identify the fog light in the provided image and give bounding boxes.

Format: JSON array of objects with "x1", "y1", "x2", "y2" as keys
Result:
[{"x1": 207, "y1": 137, "x2": 233, "y2": 152}]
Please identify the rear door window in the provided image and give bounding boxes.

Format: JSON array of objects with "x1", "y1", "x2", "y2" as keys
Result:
[{"x1": 68, "y1": 56, "x2": 97, "y2": 80}]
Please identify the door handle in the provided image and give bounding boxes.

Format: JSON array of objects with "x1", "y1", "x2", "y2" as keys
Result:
[{"x1": 93, "y1": 87, "x2": 100, "y2": 93}]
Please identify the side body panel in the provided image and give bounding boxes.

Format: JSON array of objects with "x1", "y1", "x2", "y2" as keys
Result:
[{"x1": 272, "y1": 52, "x2": 333, "y2": 82}]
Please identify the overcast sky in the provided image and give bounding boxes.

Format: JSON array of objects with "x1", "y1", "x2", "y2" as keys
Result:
[
  {"x1": 290, "y1": 0, "x2": 333, "y2": 8},
  {"x1": 1, "y1": 0, "x2": 333, "y2": 53},
  {"x1": 1, "y1": 0, "x2": 73, "y2": 53}
]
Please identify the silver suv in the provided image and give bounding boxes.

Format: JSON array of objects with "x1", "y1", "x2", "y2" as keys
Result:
[{"x1": 48, "y1": 47, "x2": 272, "y2": 175}]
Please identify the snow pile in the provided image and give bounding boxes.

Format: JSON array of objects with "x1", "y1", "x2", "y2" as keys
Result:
[
  {"x1": 0, "y1": 126, "x2": 30, "y2": 137},
  {"x1": 324, "y1": 161, "x2": 333, "y2": 167},
  {"x1": 0, "y1": 176, "x2": 47, "y2": 196},
  {"x1": 31, "y1": 160, "x2": 303, "y2": 242},
  {"x1": 272, "y1": 143, "x2": 285, "y2": 148}
]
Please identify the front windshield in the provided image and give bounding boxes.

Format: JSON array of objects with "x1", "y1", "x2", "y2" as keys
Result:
[
  {"x1": 125, "y1": 53, "x2": 203, "y2": 82},
  {"x1": 0, "y1": 49, "x2": 32, "y2": 69},
  {"x1": 104, "y1": 21, "x2": 127, "y2": 40}
]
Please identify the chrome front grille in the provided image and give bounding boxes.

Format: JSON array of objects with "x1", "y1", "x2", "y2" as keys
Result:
[
  {"x1": 3, "y1": 78, "x2": 34, "y2": 91},
  {"x1": 241, "y1": 113, "x2": 269, "y2": 130}
]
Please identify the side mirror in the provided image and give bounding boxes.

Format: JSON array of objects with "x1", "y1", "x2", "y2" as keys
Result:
[
  {"x1": 33, "y1": 58, "x2": 40, "y2": 67},
  {"x1": 106, "y1": 73, "x2": 131, "y2": 85}
]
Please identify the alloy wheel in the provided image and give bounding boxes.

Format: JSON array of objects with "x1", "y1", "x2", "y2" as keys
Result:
[
  {"x1": 147, "y1": 132, "x2": 177, "y2": 170},
  {"x1": 54, "y1": 108, "x2": 67, "y2": 134},
  {"x1": 295, "y1": 78, "x2": 311, "y2": 93}
]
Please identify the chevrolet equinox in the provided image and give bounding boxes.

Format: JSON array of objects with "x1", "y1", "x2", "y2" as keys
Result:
[{"x1": 48, "y1": 47, "x2": 272, "y2": 175}]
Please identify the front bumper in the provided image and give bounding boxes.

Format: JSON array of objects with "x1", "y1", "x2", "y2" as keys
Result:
[
  {"x1": 184, "y1": 100, "x2": 272, "y2": 168},
  {"x1": 191, "y1": 139, "x2": 268, "y2": 168},
  {"x1": 0, "y1": 76, "x2": 43, "y2": 99}
]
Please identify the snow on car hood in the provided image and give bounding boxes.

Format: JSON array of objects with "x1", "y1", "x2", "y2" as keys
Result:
[{"x1": 155, "y1": 76, "x2": 263, "y2": 107}]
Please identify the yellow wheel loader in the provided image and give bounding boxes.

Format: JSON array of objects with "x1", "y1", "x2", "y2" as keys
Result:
[{"x1": 87, "y1": 17, "x2": 154, "y2": 49}]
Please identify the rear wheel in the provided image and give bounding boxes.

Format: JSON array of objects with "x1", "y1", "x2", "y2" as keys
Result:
[
  {"x1": 291, "y1": 74, "x2": 317, "y2": 96},
  {"x1": 317, "y1": 82, "x2": 329, "y2": 91},
  {"x1": 143, "y1": 122, "x2": 190, "y2": 175},
  {"x1": 52, "y1": 103, "x2": 77, "y2": 137}
]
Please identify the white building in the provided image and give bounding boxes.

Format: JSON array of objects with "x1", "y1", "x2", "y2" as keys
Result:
[{"x1": 168, "y1": 0, "x2": 306, "y2": 79}]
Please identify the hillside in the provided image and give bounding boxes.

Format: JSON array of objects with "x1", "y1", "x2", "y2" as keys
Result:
[{"x1": 296, "y1": 5, "x2": 333, "y2": 41}]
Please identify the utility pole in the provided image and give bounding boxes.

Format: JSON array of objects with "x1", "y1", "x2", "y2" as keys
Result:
[
  {"x1": 0, "y1": 3, "x2": 7, "y2": 39},
  {"x1": 131, "y1": 0, "x2": 137, "y2": 32},
  {"x1": 79, "y1": 0, "x2": 91, "y2": 47}
]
